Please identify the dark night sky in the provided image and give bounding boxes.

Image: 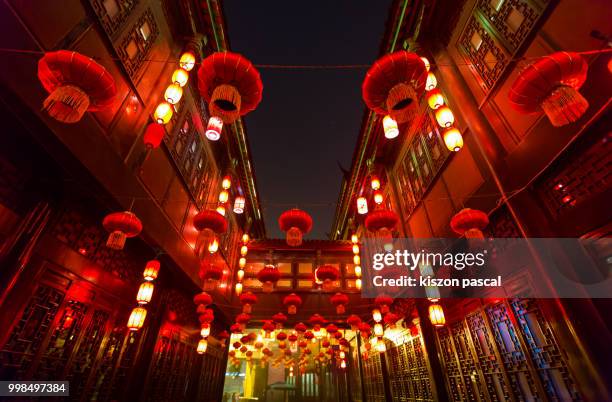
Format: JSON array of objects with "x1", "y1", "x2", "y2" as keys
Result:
[{"x1": 223, "y1": 1, "x2": 392, "y2": 239}]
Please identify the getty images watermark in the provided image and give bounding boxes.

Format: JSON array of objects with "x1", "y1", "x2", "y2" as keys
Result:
[{"x1": 360, "y1": 238, "x2": 612, "y2": 299}]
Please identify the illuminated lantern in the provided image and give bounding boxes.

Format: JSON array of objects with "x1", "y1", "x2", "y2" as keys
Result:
[
  {"x1": 435, "y1": 106, "x2": 454, "y2": 128},
  {"x1": 365, "y1": 209, "x2": 398, "y2": 244},
  {"x1": 222, "y1": 175, "x2": 232, "y2": 190},
  {"x1": 272, "y1": 312, "x2": 288, "y2": 329},
  {"x1": 193, "y1": 210, "x2": 228, "y2": 234},
  {"x1": 239, "y1": 292, "x2": 257, "y2": 314},
  {"x1": 172, "y1": 68, "x2": 189, "y2": 87},
  {"x1": 136, "y1": 282, "x2": 154, "y2": 305},
  {"x1": 278, "y1": 209, "x2": 313, "y2": 247},
  {"x1": 198, "y1": 309, "x2": 214, "y2": 324},
  {"x1": 179, "y1": 52, "x2": 196, "y2": 71},
  {"x1": 215, "y1": 206, "x2": 226, "y2": 216},
  {"x1": 240, "y1": 245, "x2": 248, "y2": 256},
  {"x1": 429, "y1": 303, "x2": 446, "y2": 327},
  {"x1": 443, "y1": 128, "x2": 464, "y2": 152},
  {"x1": 425, "y1": 72, "x2": 437, "y2": 91},
  {"x1": 353, "y1": 255, "x2": 361, "y2": 265},
  {"x1": 356, "y1": 197, "x2": 369, "y2": 215},
  {"x1": 257, "y1": 265, "x2": 281, "y2": 293},
  {"x1": 217, "y1": 330, "x2": 229, "y2": 347},
  {"x1": 199, "y1": 262, "x2": 223, "y2": 291},
  {"x1": 288, "y1": 333, "x2": 298, "y2": 345},
  {"x1": 308, "y1": 314, "x2": 326, "y2": 332},
  {"x1": 237, "y1": 269, "x2": 245, "y2": 281},
  {"x1": 330, "y1": 293, "x2": 349, "y2": 314},
  {"x1": 420, "y1": 56, "x2": 430, "y2": 72},
  {"x1": 218, "y1": 190, "x2": 229, "y2": 204},
  {"x1": 384, "y1": 313, "x2": 400, "y2": 329},
  {"x1": 230, "y1": 324, "x2": 242, "y2": 334},
  {"x1": 239, "y1": 258, "x2": 247, "y2": 268},
  {"x1": 352, "y1": 244, "x2": 360, "y2": 254},
  {"x1": 205, "y1": 116, "x2": 223, "y2": 141},
  {"x1": 276, "y1": 331, "x2": 288, "y2": 343},
  {"x1": 346, "y1": 314, "x2": 362, "y2": 330},
  {"x1": 143, "y1": 123, "x2": 165, "y2": 149},
  {"x1": 427, "y1": 88, "x2": 444, "y2": 110},
  {"x1": 263, "y1": 321, "x2": 276, "y2": 338},
  {"x1": 143, "y1": 260, "x2": 160, "y2": 281},
  {"x1": 375, "y1": 295, "x2": 394, "y2": 314},
  {"x1": 372, "y1": 309, "x2": 382, "y2": 323},
  {"x1": 382, "y1": 115, "x2": 399, "y2": 139},
  {"x1": 356, "y1": 279, "x2": 362, "y2": 290},
  {"x1": 196, "y1": 338, "x2": 208, "y2": 354},
  {"x1": 370, "y1": 176, "x2": 381, "y2": 190},
  {"x1": 304, "y1": 331, "x2": 314, "y2": 341},
  {"x1": 154, "y1": 102, "x2": 173, "y2": 124},
  {"x1": 127, "y1": 307, "x2": 147, "y2": 331},
  {"x1": 508, "y1": 52, "x2": 589, "y2": 127},
  {"x1": 37, "y1": 51, "x2": 116, "y2": 123},
  {"x1": 201, "y1": 324, "x2": 211, "y2": 337},
  {"x1": 164, "y1": 84, "x2": 183, "y2": 104},
  {"x1": 351, "y1": 234, "x2": 359, "y2": 243},
  {"x1": 362, "y1": 51, "x2": 427, "y2": 123},
  {"x1": 358, "y1": 322, "x2": 371, "y2": 338},
  {"x1": 376, "y1": 338, "x2": 386, "y2": 352},
  {"x1": 102, "y1": 211, "x2": 142, "y2": 250},
  {"x1": 294, "y1": 322, "x2": 307, "y2": 334},
  {"x1": 235, "y1": 282, "x2": 243, "y2": 296},
  {"x1": 208, "y1": 238, "x2": 219, "y2": 254},
  {"x1": 326, "y1": 324, "x2": 338, "y2": 339},
  {"x1": 197, "y1": 52, "x2": 263, "y2": 124},
  {"x1": 283, "y1": 293, "x2": 303, "y2": 315},
  {"x1": 373, "y1": 190, "x2": 384, "y2": 205},
  {"x1": 354, "y1": 266, "x2": 362, "y2": 277},
  {"x1": 374, "y1": 323, "x2": 384, "y2": 337},
  {"x1": 315, "y1": 265, "x2": 340, "y2": 291},
  {"x1": 236, "y1": 313, "x2": 251, "y2": 330},
  {"x1": 242, "y1": 234, "x2": 250, "y2": 244},
  {"x1": 233, "y1": 196, "x2": 246, "y2": 214},
  {"x1": 193, "y1": 292, "x2": 213, "y2": 307},
  {"x1": 450, "y1": 208, "x2": 489, "y2": 239}
]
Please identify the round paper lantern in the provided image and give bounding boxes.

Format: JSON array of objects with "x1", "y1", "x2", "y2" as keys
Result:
[
  {"x1": 382, "y1": 115, "x2": 399, "y2": 139},
  {"x1": 330, "y1": 293, "x2": 349, "y2": 315},
  {"x1": 102, "y1": 211, "x2": 142, "y2": 250},
  {"x1": 316, "y1": 265, "x2": 340, "y2": 291},
  {"x1": 198, "y1": 308, "x2": 214, "y2": 324},
  {"x1": 257, "y1": 265, "x2": 281, "y2": 293},
  {"x1": 37, "y1": 50, "x2": 116, "y2": 123},
  {"x1": 143, "y1": 260, "x2": 160, "y2": 281},
  {"x1": 239, "y1": 292, "x2": 257, "y2": 314},
  {"x1": 346, "y1": 314, "x2": 362, "y2": 330},
  {"x1": 429, "y1": 303, "x2": 446, "y2": 327},
  {"x1": 283, "y1": 293, "x2": 303, "y2": 315},
  {"x1": 197, "y1": 339, "x2": 208, "y2": 354},
  {"x1": 358, "y1": 322, "x2": 371, "y2": 338},
  {"x1": 193, "y1": 210, "x2": 228, "y2": 234},
  {"x1": 276, "y1": 331, "x2": 287, "y2": 341},
  {"x1": 450, "y1": 208, "x2": 489, "y2": 239},
  {"x1": 294, "y1": 322, "x2": 307, "y2": 333},
  {"x1": 278, "y1": 209, "x2": 313, "y2": 246},
  {"x1": 384, "y1": 312, "x2": 400, "y2": 329},
  {"x1": 508, "y1": 52, "x2": 589, "y2": 127},
  {"x1": 362, "y1": 51, "x2": 427, "y2": 123},
  {"x1": 357, "y1": 197, "x2": 369, "y2": 215},
  {"x1": 443, "y1": 128, "x2": 464, "y2": 152},
  {"x1": 262, "y1": 320, "x2": 276, "y2": 337},
  {"x1": 127, "y1": 307, "x2": 147, "y2": 331},
  {"x1": 197, "y1": 52, "x2": 263, "y2": 124},
  {"x1": 205, "y1": 116, "x2": 223, "y2": 141},
  {"x1": 179, "y1": 52, "x2": 196, "y2": 71},
  {"x1": 230, "y1": 324, "x2": 242, "y2": 334},
  {"x1": 233, "y1": 196, "x2": 246, "y2": 214},
  {"x1": 374, "y1": 295, "x2": 394, "y2": 314},
  {"x1": 199, "y1": 262, "x2": 223, "y2": 291},
  {"x1": 143, "y1": 123, "x2": 165, "y2": 149},
  {"x1": 435, "y1": 106, "x2": 455, "y2": 128},
  {"x1": 272, "y1": 312, "x2": 288, "y2": 329},
  {"x1": 425, "y1": 72, "x2": 437, "y2": 91},
  {"x1": 308, "y1": 314, "x2": 326, "y2": 331},
  {"x1": 172, "y1": 68, "x2": 189, "y2": 87},
  {"x1": 303, "y1": 331, "x2": 314, "y2": 340},
  {"x1": 427, "y1": 88, "x2": 444, "y2": 110},
  {"x1": 236, "y1": 313, "x2": 251, "y2": 331},
  {"x1": 154, "y1": 102, "x2": 173, "y2": 124},
  {"x1": 193, "y1": 291, "x2": 213, "y2": 306},
  {"x1": 365, "y1": 209, "x2": 398, "y2": 242},
  {"x1": 164, "y1": 84, "x2": 183, "y2": 105}
]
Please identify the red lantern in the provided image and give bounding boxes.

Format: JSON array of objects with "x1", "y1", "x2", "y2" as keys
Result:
[
  {"x1": 236, "y1": 313, "x2": 250, "y2": 331},
  {"x1": 326, "y1": 324, "x2": 339, "y2": 335},
  {"x1": 193, "y1": 292, "x2": 213, "y2": 307},
  {"x1": 257, "y1": 265, "x2": 281, "y2": 293},
  {"x1": 294, "y1": 322, "x2": 307, "y2": 334},
  {"x1": 199, "y1": 309, "x2": 214, "y2": 325},
  {"x1": 102, "y1": 211, "x2": 142, "y2": 250},
  {"x1": 358, "y1": 322, "x2": 372, "y2": 338},
  {"x1": 37, "y1": 51, "x2": 116, "y2": 123},
  {"x1": 509, "y1": 52, "x2": 589, "y2": 127},
  {"x1": 362, "y1": 51, "x2": 427, "y2": 123},
  {"x1": 374, "y1": 295, "x2": 394, "y2": 314},
  {"x1": 239, "y1": 292, "x2": 257, "y2": 314},
  {"x1": 272, "y1": 312, "x2": 288, "y2": 329},
  {"x1": 330, "y1": 293, "x2": 349, "y2": 315},
  {"x1": 308, "y1": 314, "x2": 326, "y2": 331},
  {"x1": 283, "y1": 293, "x2": 303, "y2": 315},
  {"x1": 143, "y1": 123, "x2": 166, "y2": 149},
  {"x1": 365, "y1": 209, "x2": 398, "y2": 242},
  {"x1": 304, "y1": 331, "x2": 314, "y2": 341},
  {"x1": 278, "y1": 209, "x2": 313, "y2": 247},
  {"x1": 288, "y1": 333, "x2": 298, "y2": 344},
  {"x1": 199, "y1": 262, "x2": 224, "y2": 291},
  {"x1": 450, "y1": 208, "x2": 489, "y2": 239},
  {"x1": 193, "y1": 210, "x2": 228, "y2": 234},
  {"x1": 346, "y1": 314, "x2": 362, "y2": 330},
  {"x1": 315, "y1": 265, "x2": 340, "y2": 291},
  {"x1": 197, "y1": 52, "x2": 263, "y2": 124},
  {"x1": 262, "y1": 320, "x2": 276, "y2": 337},
  {"x1": 143, "y1": 260, "x2": 160, "y2": 281},
  {"x1": 384, "y1": 312, "x2": 400, "y2": 329},
  {"x1": 276, "y1": 331, "x2": 287, "y2": 341}
]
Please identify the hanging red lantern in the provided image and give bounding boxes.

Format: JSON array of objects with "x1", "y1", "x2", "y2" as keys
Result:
[
  {"x1": 358, "y1": 322, "x2": 371, "y2": 338},
  {"x1": 262, "y1": 321, "x2": 276, "y2": 337},
  {"x1": 143, "y1": 260, "x2": 160, "y2": 281},
  {"x1": 127, "y1": 307, "x2": 147, "y2": 331},
  {"x1": 272, "y1": 312, "x2": 288, "y2": 329},
  {"x1": 197, "y1": 52, "x2": 263, "y2": 124},
  {"x1": 143, "y1": 123, "x2": 165, "y2": 149},
  {"x1": 450, "y1": 208, "x2": 489, "y2": 239},
  {"x1": 346, "y1": 315, "x2": 362, "y2": 330},
  {"x1": 330, "y1": 293, "x2": 349, "y2": 315},
  {"x1": 102, "y1": 211, "x2": 142, "y2": 250},
  {"x1": 199, "y1": 262, "x2": 224, "y2": 291},
  {"x1": 365, "y1": 209, "x2": 398, "y2": 245},
  {"x1": 326, "y1": 324, "x2": 339, "y2": 336},
  {"x1": 136, "y1": 282, "x2": 154, "y2": 305},
  {"x1": 193, "y1": 291, "x2": 213, "y2": 307},
  {"x1": 298, "y1": 340, "x2": 308, "y2": 349},
  {"x1": 239, "y1": 292, "x2": 257, "y2": 314},
  {"x1": 37, "y1": 50, "x2": 116, "y2": 123},
  {"x1": 322, "y1": 339, "x2": 331, "y2": 348},
  {"x1": 429, "y1": 303, "x2": 446, "y2": 327},
  {"x1": 315, "y1": 265, "x2": 340, "y2": 291},
  {"x1": 303, "y1": 331, "x2": 314, "y2": 341},
  {"x1": 278, "y1": 209, "x2": 313, "y2": 247},
  {"x1": 193, "y1": 209, "x2": 228, "y2": 234},
  {"x1": 288, "y1": 333, "x2": 298, "y2": 344},
  {"x1": 198, "y1": 307, "x2": 214, "y2": 323},
  {"x1": 294, "y1": 322, "x2": 307, "y2": 334},
  {"x1": 283, "y1": 293, "x2": 303, "y2": 315},
  {"x1": 276, "y1": 331, "x2": 288, "y2": 342},
  {"x1": 509, "y1": 52, "x2": 589, "y2": 127},
  {"x1": 374, "y1": 295, "x2": 394, "y2": 314},
  {"x1": 217, "y1": 330, "x2": 230, "y2": 347},
  {"x1": 257, "y1": 265, "x2": 281, "y2": 293},
  {"x1": 384, "y1": 312, "x2": 400, "y2": 329},
  {"x1": 236, "y1": 313, "x2": 251, "y2": 331},
  {"x1": 362, "y1": 51, "x2": 427, "y2": 123},
  {"x1": 308, "y1": 314, "x2": 326, "y2": 332}
]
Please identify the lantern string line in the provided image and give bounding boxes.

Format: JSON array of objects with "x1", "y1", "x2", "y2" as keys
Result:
[{"x1": 0, "y1": 47, "x2": 611, "y2": 69}]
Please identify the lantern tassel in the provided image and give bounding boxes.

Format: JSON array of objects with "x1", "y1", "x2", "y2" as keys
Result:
[
  {"x1": 210, "y1": 84, "x2": 241, "y2": 124},
  {"x1": 541, "y1": 85, "x2": 589, "y2": 127},
  {"x1": 43, "y1": 85, "x2": 90, "y2": 124},
  {"x1": 106, "y1": 231, "x2": 127, "y2": 250},
  {"x1": 386, "y1": 83, "x2": 418, "y2": 123}
]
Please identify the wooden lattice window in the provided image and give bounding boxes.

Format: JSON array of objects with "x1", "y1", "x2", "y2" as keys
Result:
[
  {"x1": 116, "y1": 8, "x2": 159, "y2": 78},
  {"x1": 90, "y1": 0, "x2": 139, "y2": 38}
]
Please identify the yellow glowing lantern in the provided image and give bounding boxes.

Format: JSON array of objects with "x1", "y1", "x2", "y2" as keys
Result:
[
  {"x1": 340, "y1": 360, "x2": 347, "y2": 369},
  {"x1": 172, "y1": 68, "x2": 189, "y2": 87},
  {"x1": 353, "y1": 255, "x2": 361, "y2": 265},
  {"x1": 357, "y1": 197, "x2": 368, "y2": 215},
  {"x1": 382, "y1": 115, "x2": 399, "y2": 139},
  {"x1": 435, "y1": 106, "x2": 455, "y2": 128},
  {"x1": 179, "y1": 52, "x2": 196, "y2": 71},
  {"x1": 234, "y1": 196, "x2": 245, "y2": 214},
  {"x1": 351, "y1": 234, "x2": 358, "y2": 243},
  {"x1": 216, "y1": 205, "x2": 226, "y2": 216},
  {"x1": 242, "y1": 234, "x2": 250, "y2": 243},
  {"x1": 208, "y1": 238, "x2": 219, "y2": 254},
  {"x1": 443, "y1": 128, "x2": 464, "y2": 152},
  {"x1": 240, "y1": 245, "x2": 248, "y2": 256},
  {"x1": 197, "y1": 338, "x2": 208, "y2": 354},
  {"x1": 127, "y1": 307, "x2": 147, "y2": 331},
  {"x1": 427, "y1": 89, "x2": 444, "y2": 110},
  {"x1": 222, "y1": 175, "x2": 232, "y2": 190},
  {"x1": 218, "y1": 190, "x2": 229, "y2": 204},
  {"x1": 239, "y1": 257, "x2": 247, "y2": 268},
  {"x1": 374, "y1": 323, "x2": 384, "y2": 337},
  {"x1": 164, "y1": 84, "x2": 183, "y2": 104},
  {"x1": 352, "y1": 244, "x2": 360, "y2": 255},
  {"x1": 425, "y1": 72, "x2": 437, "y2": 91},
  {"x1": 237, "y1": 269, "x2": 245, "y2": 281},
  {"x1": 421, "y1": 56, "x2": 430, "y2": 72},
  {"x1": 143, "y1": 260, "x2": 160, "y2": 281},
  {"x1": 356, "y1": 279, "x2": 362, "y2": 290},
  {"x1": 373, "y1": 190, "x2": 384, "y2": 205},
  {"x1": 136, "y1": 282, "x2": 154, "y2": 305},
  {"x1": 354, "y1": 266, "x2": 362, "y2": 277},
  {"x1": 429, "y1": 303, "x2": 446, "y2": 327},
  {"x1": 376, "y1": 338, "x2": 386, "y2": 352},
  {"x1": 235, "y1": 282, "x2": 243, "y2": 296},
  {"x1": 372, "y1": 308, "x2": 382, "y2": 323},
  {"x1": 206, "y1": 116, "x2": 223, "y2": 141},
  {"x1": 154, "y1": 102, "x2": 173, "y2": 124},
  {"x1": 201, "y1": 325, "x2": 211, "y2": 337},
  {"x1": 370, "y1": 176, "x2": 381, "y2": 190}
]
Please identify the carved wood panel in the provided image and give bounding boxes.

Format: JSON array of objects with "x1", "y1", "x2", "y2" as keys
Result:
[
  {"x1": 89, "y1": 0, "x2": 139, "y2": 38},
  {"x1": 115, "y1": 8, "x2": 159, "y2": 78},
  {"x1": 362, "y1": 352, "x2": 386, "y2": 402}
]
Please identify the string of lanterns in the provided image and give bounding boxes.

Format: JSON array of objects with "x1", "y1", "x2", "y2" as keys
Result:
[{"x1": 127, "y1": 259, "x2": 160, "y2": 331}]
